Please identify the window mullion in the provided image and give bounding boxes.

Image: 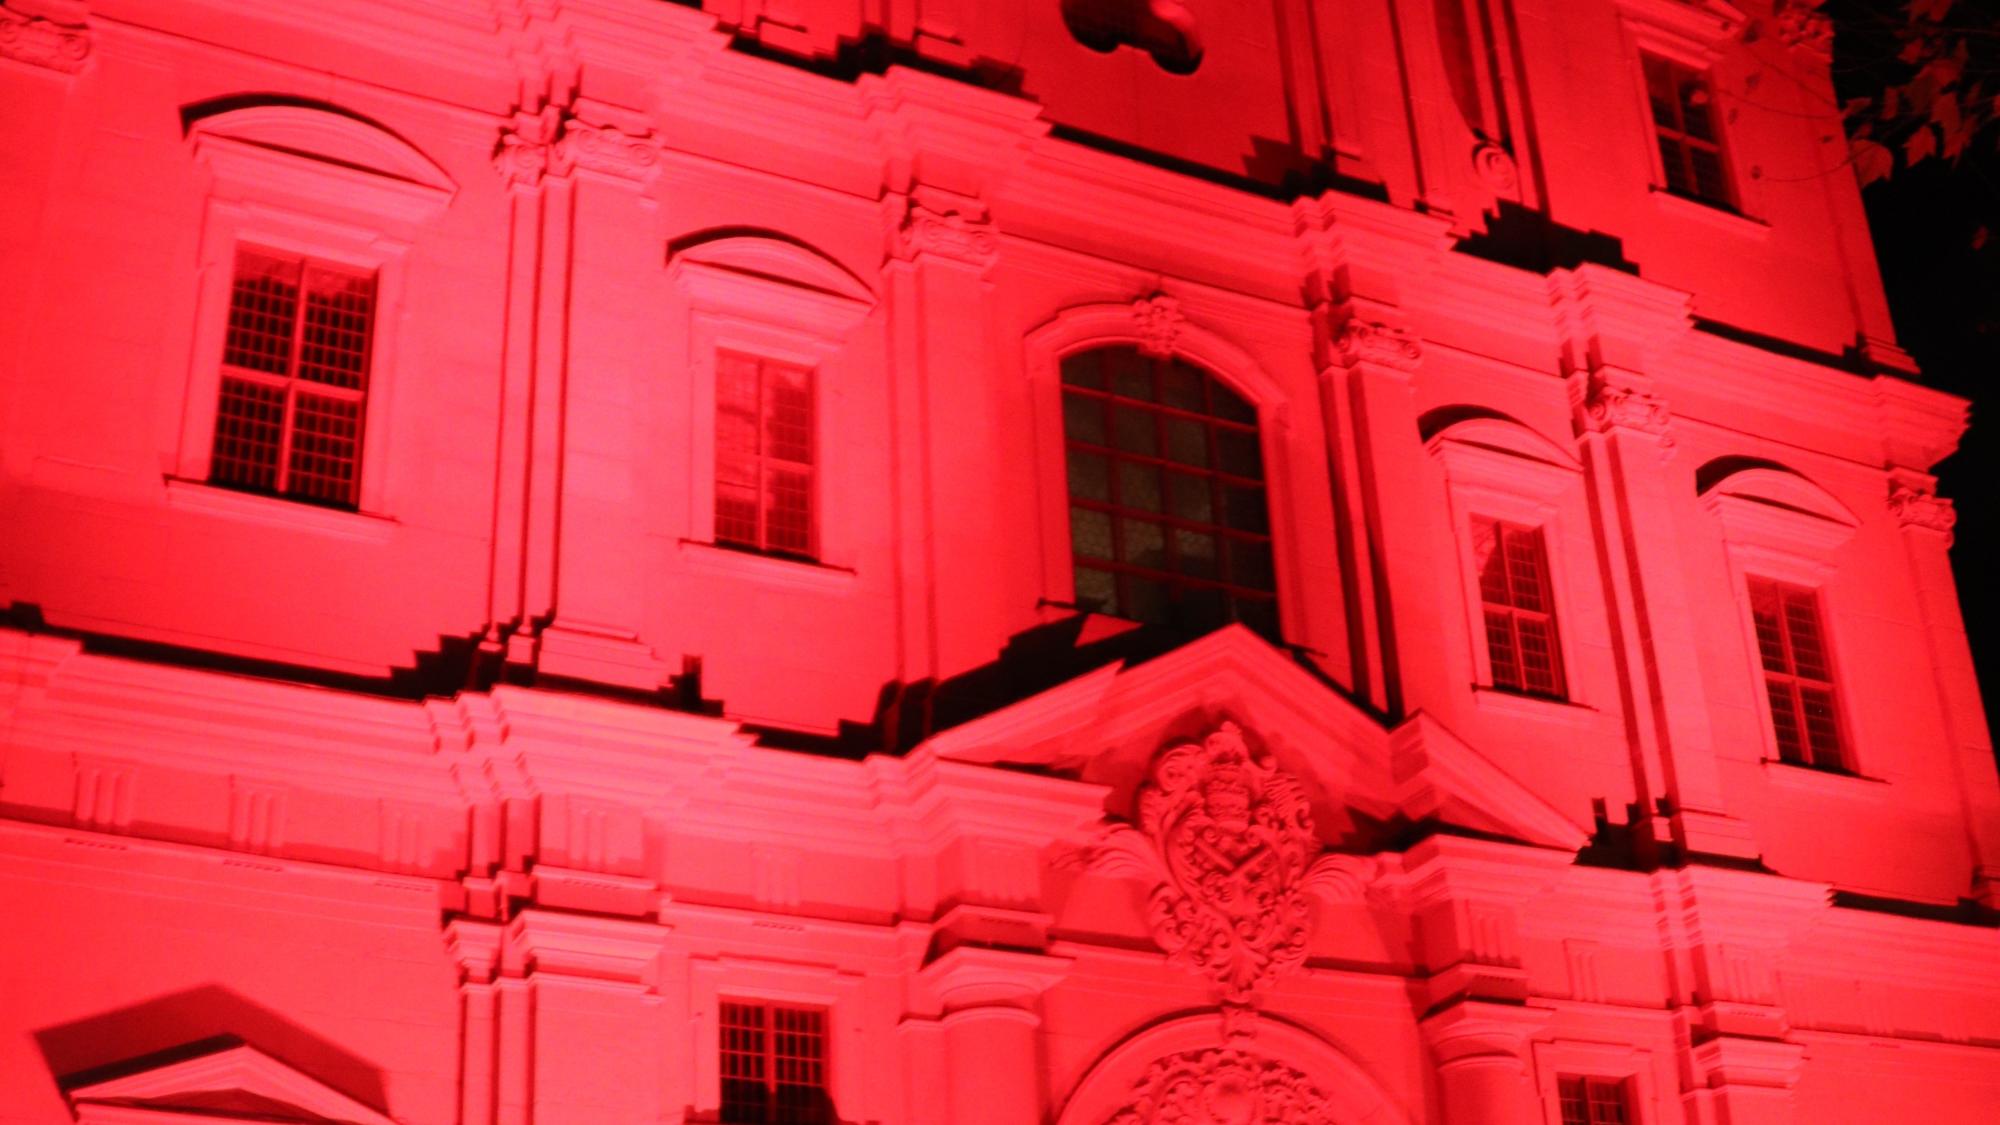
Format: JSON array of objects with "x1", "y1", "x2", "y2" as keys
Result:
[{"x1": 276, "y1": 283, "x2": 311, "y2": 495}]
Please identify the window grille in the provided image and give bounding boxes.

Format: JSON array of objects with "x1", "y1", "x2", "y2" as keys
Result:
[
  {"x1": 716, "y1": 352, "x2": 816, "y2": 559},
  {"x1": 719, "y1": 1001, "x2": 830, "y2": 1125},
  {"x1": 1642, "y1": 53, "x2": 1733, "y2": 207},
  {"x1": 1473, "y1": 518, "x2": 1566, "y2": 699},
  {"x1": 1748, "y1": 577, "x2": 1846, "y2": 769},
  {"x1": 1059, "y1": 346, "x2": 1279, "y2": 641},
  {"x1": 210, "y1": 248, "x2": 375, "y2": 508},
  {"x1": 1558, "y1": 1075, "x2": 1632, "y2": 1125}
]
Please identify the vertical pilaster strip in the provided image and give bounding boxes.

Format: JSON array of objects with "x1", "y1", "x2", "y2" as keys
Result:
[{"x1": 447, "y1": 920, "x2": 504, "y2": 1125}]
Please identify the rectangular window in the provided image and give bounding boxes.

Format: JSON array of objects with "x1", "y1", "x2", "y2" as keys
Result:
[
  {"x1": 1748, "y1": 577, "x2": 1846, "y2": 769},
  {"x1": 1559, "y1": 1075, "x2": 1632, "y2": 1125},
  {"x1": 715, "y1": 352, "x2": 816, "y2": 559},
  {"x1": 1642, "y1": 53, "x2": 1733, "y2": 207},
  {"x1": 720, "y1": 1001, "x2": 829, "y2": 1125},
  {"x1": 1474, "y1": 518, "x2": 1566, "y2": 699},
  {"x1": 210, "y1": 248, "x2": 375, "y2": 509}
]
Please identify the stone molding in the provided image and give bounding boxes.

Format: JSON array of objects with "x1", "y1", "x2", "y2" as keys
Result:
[
  {"x1": 494, "y1": 110, "x2": 660, "y2": 188},
  {"x1": 0, "y1": 2, "x2": 89, "y2": 73},
  {"x1": 1333, "y1": 318, "x2": 1421, "y2": 370},
  {"x1": 1573, "y1": 372, "x2": 1672, "y2": 444},
  {"x1": 1133, "y1": 294, "x2": 1185, "y2": 358}
]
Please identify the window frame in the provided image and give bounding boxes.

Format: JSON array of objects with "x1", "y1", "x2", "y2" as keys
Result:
[
  {"x1": 174, "y1": 122, "x2": 445, "y2": 522},
  {"x1": 1057, "y1": 345, "x2": 1281, "y2": 640},
  {"x1": 1638, "y1": 51, "x2": 1735, "y2": 210},
  {"x1": 712, "y1": 349, "x2": 820, "y2": 561},
  {"x1": 1532, "y1": 1039, "x2": 1656, "y2": 1125},
  {"x1": 1744, "y1": 576, "x2": 1849, "y2": 771},
  {"x1": 1023, "y1": 303, "x2": 1302, "y2": 646},
  {"x1": 665, "y1": 254, "x2": 870, "y2": 581},
  {"x1": 1471, "y1": 516, "x2": 1569, "y2": 701},
  {"x1": 1700, "y1": 468, "x2": 1865, "y2": 777},
  {"x1": 717, "y1": 998, "x2": 833, "y2": 1124},
  {"x1": 1426, "y1": 419, "x2": 1589, "y2": 713},
  {"x1": 688, "y1": 957, "x2": 863, "y2": 1124},
  {"x1": 1613, "y1": 0, "x2": 1759, "y2": 219}
]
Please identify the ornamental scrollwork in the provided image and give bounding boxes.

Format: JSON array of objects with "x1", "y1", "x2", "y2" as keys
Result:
[
  {"x1": 1334, "y1": 319, "x2": 1421, "y2": 369},
  {"x1": 1575, "y1": 373, "x2": 1672, "y2": 442},
  {"x1": 1772, "y1": 0, "x2": 1833, "y2": 58},
  {"x1": 1890, "y1": 484, "x2": 1956, "y2": 540},
  {"x1": 554, "y1": 120, "x2": 660, "y2": 180},
  {"x1": 1134, "y1": 294, "x2": 1185, "y2": 358},
  {"x1": 1, "y1": 3, "x2": 90, "y2": 73},
  {"x1": 893, "y1": 191, "x2": 998, "y2": 267},
  {"x1": 1107, "y1": 1048, "x2": 1337, "y2": 1125}
]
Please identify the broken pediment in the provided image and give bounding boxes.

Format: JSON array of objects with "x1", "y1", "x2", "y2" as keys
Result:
[
  {"x1": 64, "y1": 1040, "x2": 397, "y2": 1125},
  {"x1": 920, "y1": 624, "x2": 1587, "y2": 855}
]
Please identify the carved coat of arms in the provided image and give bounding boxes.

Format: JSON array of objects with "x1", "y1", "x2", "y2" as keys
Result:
[{"x1": 1091, "y1": 722, "x2": 1319, "y2": 1004}]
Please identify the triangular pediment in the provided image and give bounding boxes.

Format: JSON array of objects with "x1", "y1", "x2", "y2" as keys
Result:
[
  {"x1": 66, "y1": 1042, "x2": 396, "y2": 1125},
  {"x1": 922, "y1": 625, "x2": 1587, "y2": 852}
]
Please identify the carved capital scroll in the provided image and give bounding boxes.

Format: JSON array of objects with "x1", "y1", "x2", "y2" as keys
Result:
[
  {"x1": 1575, "y1": 373, "x2": 1672, "y2": 443},
  {"x1": 1, "y1": 3, "x2": 90, "y2": 73},
  {"x1": 1334, "y1": 319, "x2": 1421, "y2": 370},
  {"x1": 893, "y1": 189, "x2": 998, "y2": 267},
  {"x1": 1890, "y1": 484, "x2": 1957, "y2": 541},
  {"x1": 1107, "y1": 1048, "x2": 1337, "y2": 1125}
]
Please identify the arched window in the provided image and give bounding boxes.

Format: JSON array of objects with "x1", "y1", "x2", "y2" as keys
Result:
[{"x1": 1059, "y1": 346, "x2": 1278, "y2": 640}]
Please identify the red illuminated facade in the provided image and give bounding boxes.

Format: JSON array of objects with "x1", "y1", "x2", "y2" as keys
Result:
[{"x1": 3, "y1": 0, "x2": 1999, "y2": 1122}]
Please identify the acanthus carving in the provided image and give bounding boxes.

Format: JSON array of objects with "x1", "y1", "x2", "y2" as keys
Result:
[
  {"x1": 1088, "y1": 723, "x2": 1324, "y2": 1009},
  {"x1": 0, "y1": 3, "x2": 90, "y2": 73},
  {"x1": 494, "y1": 111, "x2": 558, "y2": 190},
  {"x1": 1890, "y1": 484, "x2": 1956, "y2": 540},
  {"x1": 1334, "y1": 319, "x2": 1421, "y2": 369},
  {"x1": 1575, "y1": 373, "x2": 1672, "y2": 443},
  {"x1": 1134, "y1": 294, "x2": 1185, "y2": 358},
  {"x1": 894, "y1": 189, "x2": 998, "y2": 267},
  {"x1": 1107, "y1": 1048, "x2": 1337, "y2": 1125}
]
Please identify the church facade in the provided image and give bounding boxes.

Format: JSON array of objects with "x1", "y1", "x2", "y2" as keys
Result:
[{"x1": 3, "y1": 0, "x2": 1999, "y2": 1121}]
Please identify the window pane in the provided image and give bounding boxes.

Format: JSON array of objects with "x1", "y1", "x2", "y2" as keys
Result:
[
  {"x1": 1221, "y1": 484, "x2": 1268, "y2": 535},
  {"x1": 1071, "y1": 506, "x2": 1114, "y2": 560},
  {"x1": 1487, "y1": 609, "x2": 1522, "y2": 692},
  {"x1": 1503, "y1": 528, "x2": 1548, "y2": 612},
  {"x1": 1174, "y1": 529, "x2": 1218, "y2": 578},
  {"x1": 298, "y1": 266, "x2": 375, "y2": 390},
  {"x1": 765, "y1": 469, "x2": 813, "y2": 555},
  {"x1": 1059, "y1": 350, "x2": 1104, "y2": 389},
  {"x1": 1799, "y1": 686, "x2": 1842, "y2": 768},
  {"x1": 223, "y1": 251, "x2": 299, "y2": 375},
  {"x1": 1211, "y1": 383, "x2": 1256, "y2": 424},
  {"x1": 765, "y1": 364, "x2": 813, "y2": 466},
  {"x1": 1175, "y1": 585, "x2": 1228, "y2": 633},
  {"x1": 211, "y1": 377, "x2": 286, "y2": 493},
  {"x1": 1161, "y1": 363, "x2": 1204, "y2": 412},
  {"x1": 1125, "y1": 576, "x2": 1171, "y2": 625},
  {"x1": 1112, "y1": 405, "x2": 1157, "y2": 456},
  {"x1": 1768, "y1": 680, "x2": 1805, "y2": 763},
  {"x1": 1118, "y1": 460, "x2": 1163, "y2": 512},
  {"x1": 1074, "y1": 566, "x2": 1118, "y2": 614},
  {"x1": 1106, "y1": 348, "x2": 1154, "y2": 401},
  {"x1": 1517, "y1": 615, "x2": 1560, "y2": 696},
  {"x1": 1164, "y1": 416, "x2": 1209, "y2": 467},
  {"x1": 1067, "y1": 449, "x2": 1110, "y2": 502},
  {"x1": 1062, "y1": 391, "x2": 1106, "y2": 445},
  {"x1": 287, "y1": 392, "x2": 363, "y2": 506},
  {"x1": 716, "y1": 481, "x2": 760, "y2": 548},
  {"x1": 1122, "y1": 517, "x2": 1167, "y2": 569},
  {"x1": 1216, "y1": 428, "x2": 1261, "y2": 479},
  {"x1": 1168, "y1": 471, "x2": 1214, "y2": 523},
  {"x1": 1225, "y1": 537, "x2": 1275, "y2": 591}
]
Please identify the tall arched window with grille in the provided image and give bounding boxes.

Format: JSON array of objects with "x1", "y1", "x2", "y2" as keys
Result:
[{"x1": 1059, "y1": 346, "x2": 1279, "y2": 641}]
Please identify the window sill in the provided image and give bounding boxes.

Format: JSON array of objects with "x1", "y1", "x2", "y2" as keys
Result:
[
  {"x1": 677, "y1": 538, "x2": 856, "y2": 593},
  {"x1": 1648, "y1": 187, "x2": 1770, "y2": 238},
  {"x1": 1760, "y1": 758, "x2": 1888, "y2": 795},
  {"x1": 1470, "y1": 684, "x2": 1598, "y2": 726},
  {"x1": 164, "y1": 478, "x2": 397, "y2": 543}
]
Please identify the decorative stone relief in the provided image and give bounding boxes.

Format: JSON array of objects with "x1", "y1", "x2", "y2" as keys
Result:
[
  {"x1": 894, "y1": 189, "x2": 998, "y2": 267},
  {"x1": 1575, "y1": 373, "x2": 1672, "y2": 443},
  {"x1": 1, "y1": 3, "x2": 90, "y2": 73},
  {"x1": 1890, "y1": 484, "x2": 1956, "y2": 540},
  {"x1": 1334, "y1": 319, "x2": 1421, "y2": 369},
  {"x1": 1089, "y1": 723, "x2": 1323, "y2": 1009},
  {"x1": 554, "y1": 120, "x2": 660, "y2": 180},
  {"x1": 494, "y1": 112, "x2": 659, "y2": 187},
  {"x1": 1107, "y1": 1048, "x2": 1337, "y2": 1125},
  {"x1": 1471, "y1": 141, "x2": 1521, "y2": 198},
  {"x1": 1133, "y1": 294, "x2": 1185, "y2": 358}
]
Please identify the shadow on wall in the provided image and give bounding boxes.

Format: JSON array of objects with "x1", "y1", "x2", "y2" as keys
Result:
[{"x1": 36, "y1": 985, "x2": 387, "y2": 1112}]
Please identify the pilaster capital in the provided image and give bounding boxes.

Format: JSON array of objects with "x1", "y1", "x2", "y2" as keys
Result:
[
  {"x1": 1771, "y1": 0, "x2": 1834, "y2": 60},
  {"x1": 494, "y1": 108, "x2": 660, "y2": 188},
  {"x1": 493, "y1": 109, "x2": 559, "y2": 190},
  {"x1": 1333, "y1": 318, "x2": 1422, "y2": 371},
  {"x1": 0, "y1": 2, "x2": 90, "y2": 74},
  {"x1": 446, "y1": 918, "x2": 504, "y2": 985},
  {"x1": 1573, "y1": 371, "x2": 1673, "y2": 448},
  {"x1": 891, "y1": 186, "x2": 998, "y2": 268},
  {"x1": 1888, "y1": 476, "x2": 1957, "y2": 542},
  {"x1": 1419, "y1": 998, "x2": 1549, "y2": 1067}
]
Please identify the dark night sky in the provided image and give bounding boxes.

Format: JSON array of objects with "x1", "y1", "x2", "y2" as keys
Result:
[{"x1": 1828, "y1": 4, "x2": 2000, "y2": 744}]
